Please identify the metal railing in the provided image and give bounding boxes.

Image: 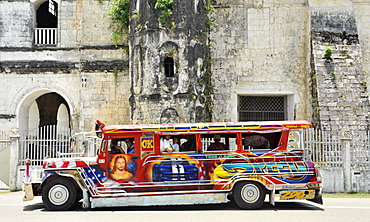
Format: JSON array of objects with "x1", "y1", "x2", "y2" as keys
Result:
[
  {"x1": 0, "y1": 130, "x2": 10, "y2": 153},
  {"x1": 19, "y1": 125, "x2": 71, "y2": 166},
  {"x1": 304, "y1": 128, "x2": 370, "y2": 170},
  {"x1": 34, "y1": 28, "x2": 58, "y2": 45},
  {"x1": 19, "y1": 126, "x2": 101, "y2": 166}
]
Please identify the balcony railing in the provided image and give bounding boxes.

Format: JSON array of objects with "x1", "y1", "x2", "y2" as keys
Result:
[{"x1": 34, "y1": 28, "x2": 58, "y2": 45}]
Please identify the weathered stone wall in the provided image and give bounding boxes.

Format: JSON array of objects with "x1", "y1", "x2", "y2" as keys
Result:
[
  {"x1": 310, "y1": 0, "x2": 370, "y2": 136},
  {"x1": 0, "y1": 70, "x2": 130, "y2": 132},
  {"x1": 0, "y1": 0, "x2": 33, "y2": 48},
  {"x1": 0, "y1": 0, "x2": 130, "y2": 134},
  {"x1": 129, "y1": 0, "x2": 211, "y2": 124},
  {"x1": 353, "y1": 1, "x2": 370, "y2": 93},
  {"x1": 210, "y1": 0, "x2": 312, "y2": 122},
  {"x1": 2, "y1": 0, "x2": 370, "y2": 132}
]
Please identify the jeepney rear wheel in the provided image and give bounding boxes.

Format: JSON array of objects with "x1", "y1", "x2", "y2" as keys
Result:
[
  {"x1": 233, "y1": 182, "x2": 266, "y2": 210},
  {"x1": 42, "y1": 177, "x2": 77, "y2": 211}
]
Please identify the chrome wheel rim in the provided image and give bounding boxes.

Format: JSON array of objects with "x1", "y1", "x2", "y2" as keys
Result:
[
  {"x1": 48, "y1": 185, "x2": 69, "y2": 206},
  {"x1": 240, "y1": 184, "x2": 260, "y2": 203}
]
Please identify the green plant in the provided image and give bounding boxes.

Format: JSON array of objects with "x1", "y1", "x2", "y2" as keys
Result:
[
  {"x1": 324, "y1": 46, "x2": 333, "y2": 58},
  {"x1": 204, "y1": 1, "x2": 215, "y2": 30},
  {"x1": 331, "y1": 72, "x2": 336, "y2": 78},
  {"x1": 154, "y1": 0, "x2": 173, "y2": 27},
  {"x1": 107, "y1": 0, "x2": 130, "y2": 45},
  {"x1": 132, "y1": 9, "x2": 139, "y2": 19},
  {"x1": 135, "y1": 24, "x2": 143, "y2": 32},
  {"x1": 113, "y1": 68, "x2": 119, "y2": 86},
  {"x1": 201, "y1": 0, "x2": 215, "y2": 122}
]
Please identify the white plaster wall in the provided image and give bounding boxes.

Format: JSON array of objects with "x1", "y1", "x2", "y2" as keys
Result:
[
  {"x1": 320, "y1": 168, "x2": 370, "y2": 193},
  {"x1": 57, "y1": 103, "x2": 69, "y2": 129},
  {"x1": 28, "y1": 101, "x2": 39, "y2": 135},
  {"x1": 320, "y1": 168, "x2": 345, "y2": 192}
]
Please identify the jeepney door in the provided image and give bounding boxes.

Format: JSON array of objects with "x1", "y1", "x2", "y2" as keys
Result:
[{"x1": 106, "y1": 134, "x2": 141, "y2": 181}]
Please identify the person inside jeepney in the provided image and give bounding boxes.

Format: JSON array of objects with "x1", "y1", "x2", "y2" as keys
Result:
[
  {"x1": 208, "y1": 134, "x2": 228, "y2": 151},
  {"x1": 180, "y1": 135, "x2": 196, "y2": 151},
  {"x1": 111, "y1": 140, "x2": 125, "y2": 154},
  {"x1": 243, "y1": 133, "x2": 270, "y2": 150},
  {"x1": 172, "y1": 137, "x2": 180, "y2": 152},
  {"x1": 125, "y1": 138, "x2": 135, "y2": 154},
  {"x1": 111, "y1": 155, "x2": 133, "y2": 180},
  {"x1": 160, "y1": 135, "x2": 174, "y2": 153}
]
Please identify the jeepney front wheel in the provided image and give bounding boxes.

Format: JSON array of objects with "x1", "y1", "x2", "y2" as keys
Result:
[
  {"x1": 233, "y1": 182, "x2": 266, "y2": 210},
  {"x1": 42, "y1": 177, "x2": 77, "y2": 210}
]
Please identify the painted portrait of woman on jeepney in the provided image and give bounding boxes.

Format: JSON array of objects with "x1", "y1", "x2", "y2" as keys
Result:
[{"x1": 110, "y1": 155, "x2": 133, "y2": 180}]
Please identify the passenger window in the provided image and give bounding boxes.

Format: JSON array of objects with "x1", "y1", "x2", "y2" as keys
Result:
[
  {"x1": 160, "y1": 135, "x2": 181, "y2": 153},
  {"x1": 110, "y1": 138, "x2": 136, "y2": 154},
  {"x1": 242, "y1": 133, "x2": 270, "y2": 151},
  {"x1": 201, "y1": 133, "x2": 237, "y2": 152},
  {"x1": 179, "y1": 135, "x2": 196, "y2": 152}
]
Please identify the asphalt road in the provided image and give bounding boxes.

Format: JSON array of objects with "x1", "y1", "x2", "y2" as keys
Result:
[{"x1": 1, "y1": 191, "x2": 369, "y2": 222}]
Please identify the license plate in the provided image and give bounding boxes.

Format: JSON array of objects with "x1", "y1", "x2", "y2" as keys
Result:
[{"x1": 280, "y1": 190, "x2": 315, "y2": 200}]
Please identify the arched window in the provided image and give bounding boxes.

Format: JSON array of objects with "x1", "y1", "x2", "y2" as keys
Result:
[
  {"x1": 164, "y1": 57, "x2": 175, "y2": 77},
  {"x1": 34, "y1": 0, "x2": 58, "y2": 45},
  {"x1": 37, "y1": 0, "x2": 58, "y2": 28}
]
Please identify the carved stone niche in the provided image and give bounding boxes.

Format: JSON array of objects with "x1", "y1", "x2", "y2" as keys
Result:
[{"x1": 159, "y1": 41, "x2": 179, "y2": 93}]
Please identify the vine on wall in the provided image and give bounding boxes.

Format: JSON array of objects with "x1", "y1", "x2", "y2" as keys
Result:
[
  {"x1": 154, "y1": 0, "x2": 175, "y2": 28},
  {"x1": 107, "y1": 0, "x2": 130, "y2": 46},
  {"x1": 201, "y1": 0, "x2": 215, "y2": 122}
]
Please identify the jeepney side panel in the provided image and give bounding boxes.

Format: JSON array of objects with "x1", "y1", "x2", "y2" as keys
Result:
[{"x1": 94, "y1": 128, "x2": 320, "y2": 196}]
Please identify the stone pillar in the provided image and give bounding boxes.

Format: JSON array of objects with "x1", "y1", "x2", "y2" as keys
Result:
[
  {"x1": 341, "y1": 137, "x2": 352, "y2": 192},
  {"x1": 9, "y1": 130, "x2": 20, "y2": 191}
]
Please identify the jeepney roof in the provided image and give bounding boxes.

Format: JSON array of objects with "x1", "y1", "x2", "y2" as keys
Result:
[{"x1": 98, "y1": 120, "x2": 312, "y2": 134}]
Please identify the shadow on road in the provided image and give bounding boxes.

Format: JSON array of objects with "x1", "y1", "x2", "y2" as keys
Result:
[
  {"x1": 23, "y1": 201, "x2": 324, "y2": 212},
  {"x1": 23, "y1": 202, "x2": 45, "y2": 211}
]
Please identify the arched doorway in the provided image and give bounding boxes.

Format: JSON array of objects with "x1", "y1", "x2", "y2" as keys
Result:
[
  {"x1": 35, "y1": 92, "x2": 70, "y2": 128},
  {"x1": 18, "y1": 91, "x2": 73, "y2": 166}
]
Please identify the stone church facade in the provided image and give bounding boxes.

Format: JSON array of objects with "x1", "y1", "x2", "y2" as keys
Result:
[
  {"x1": 1, "y1": 0, "x2": 370, "y2": 189},
  {"x1": 2, "y1": 0, "x2": 370, "y2": 134}
]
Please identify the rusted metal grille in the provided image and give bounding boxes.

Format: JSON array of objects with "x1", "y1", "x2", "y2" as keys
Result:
[{"x1": 238, "y1": 96, "x2": 286, "y2": 121}]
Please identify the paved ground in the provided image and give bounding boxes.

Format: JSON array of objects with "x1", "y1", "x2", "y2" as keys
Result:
[{"x1": 0, "y1": 191, "x2": 369, "y2": 222}]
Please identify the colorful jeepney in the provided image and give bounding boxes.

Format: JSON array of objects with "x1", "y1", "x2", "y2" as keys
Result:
[{"x1": 24, "y1": 120, "x2": 322, "y2": 210}]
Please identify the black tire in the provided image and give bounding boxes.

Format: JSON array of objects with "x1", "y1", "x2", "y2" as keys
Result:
[
  {"x1": 42, "y1": 177, "x2": 77, "y2": 211},
  {"x1": 233, "y1": 182, "x2": 266, "y2": 210}
]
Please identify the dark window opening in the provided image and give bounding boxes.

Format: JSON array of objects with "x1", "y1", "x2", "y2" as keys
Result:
[
  {"x1": 36, "y1": 92, "x2": 70, "y2": 128},
  {"x1": 164, "y1": 57, "x2": 175, "y2": 77},
  {"x1": 238, "y1": 96, "x2": 286, "y2": 121},
  {"x1": 37, "y1": 0, "x2": 58, "y2": 28}
]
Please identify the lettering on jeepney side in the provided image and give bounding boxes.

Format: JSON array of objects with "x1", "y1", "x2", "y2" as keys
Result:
[
  {"x1": 214, "y1": 162, "x2": 310, "y2": 180},
  {"x1": 141, "y1": 137, "x2": 154, "y2": 151}
]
